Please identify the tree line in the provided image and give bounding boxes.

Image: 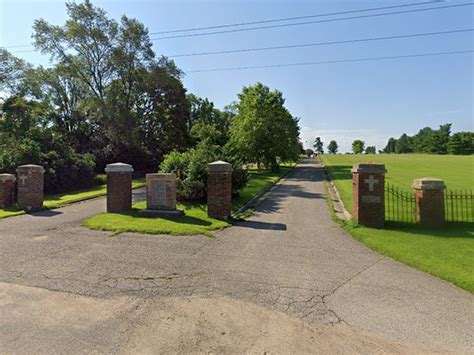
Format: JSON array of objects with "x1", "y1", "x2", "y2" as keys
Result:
[
  {"x1": 0, "y1": 0, "x2": 301, "y2": 196},
  {"x1": 306, "y1": 123, "x2": 472, "y2": 156},
  {"x1": 382, "y1": 124, "x2": 473, "y2": 155}
]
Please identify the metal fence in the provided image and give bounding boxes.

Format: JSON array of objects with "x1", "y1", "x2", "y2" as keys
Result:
[
  {"x1": 385, "y1": 184, "x2": 474, "y2": 224},
  {"x1": 445, "y1": 189, "x2": 474, "y2": 223},
  {"x1": 385, "y1": 183, "x2": 416, "y2": 223}
]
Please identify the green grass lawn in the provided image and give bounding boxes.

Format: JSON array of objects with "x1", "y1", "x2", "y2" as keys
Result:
[
  {"x1": 84, "y1": 164, "x2": 296, "y2": 237},
  {"x1": 344, "y1": 222, "x2": 474, "y2": 292},
  {"x1": 321, "y1": 154, "x2": 474, "y2": 293},
  {"x1": 321, "y1": 154, "x2": 474, "y2": 212},
  {"x1": 84, "y1": 200, "x2": 229, "y2": 237},
  {"x1": 0, "y1": 179, "x2": 145, "y2": 219}
]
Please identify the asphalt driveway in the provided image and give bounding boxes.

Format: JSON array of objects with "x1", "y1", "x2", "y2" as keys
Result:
[{"x1": 1, "y1": 159, "x2": 472, "y2": 353}]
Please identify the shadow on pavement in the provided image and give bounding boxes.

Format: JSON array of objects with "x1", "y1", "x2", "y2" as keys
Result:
[
  {"x1": 236, "y1": 220, "x2": 287, "y2": 231},
  {"x1": 29, "y1": 210, "x2": 63, "y2": 217}
]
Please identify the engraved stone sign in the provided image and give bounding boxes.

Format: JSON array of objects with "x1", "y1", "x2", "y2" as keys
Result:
[
  {"x1": 149, "y1": 178, "x2": 170, "y2": 209},
  {"x1": 141, "y1": 173, "x2": 183, "y2": 218}
]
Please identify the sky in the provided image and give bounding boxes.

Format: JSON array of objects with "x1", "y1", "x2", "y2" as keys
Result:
[{"x1": 1, "y1": 0, "x2": 473, "y2": 152}]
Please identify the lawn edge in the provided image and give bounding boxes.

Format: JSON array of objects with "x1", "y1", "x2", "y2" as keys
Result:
[
  {"x1": 322, "y1": 168, "x2": 473, "y2": 294},
  {"x1": 319, "y1": 157, "x2": 351, "y2": 221}
]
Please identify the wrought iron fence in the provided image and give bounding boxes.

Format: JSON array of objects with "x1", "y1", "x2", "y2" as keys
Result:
[
  {"x1": 385, "y1": 184, "x2": 474, "y2": 224},
  {"x1": 384, "y1": 183, "x2": 416, "y2": 223},
  {"x1": 445, "y1": 189, "x2": 474, "y2": 223}
]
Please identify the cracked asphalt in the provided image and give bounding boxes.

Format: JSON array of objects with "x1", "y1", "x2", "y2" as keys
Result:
[{"x1": 1, "y1": 159, "x2": 473, "y2": 353}]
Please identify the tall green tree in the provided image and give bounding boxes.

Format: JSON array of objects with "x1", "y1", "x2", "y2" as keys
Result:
[
  {"x1": 383, "y1": 137, "x2": 397, "y2": 153},
  {"x1": 228, "y1": 82, "x2": 300, "y2": 169},
  {"x1": 448, "y1": 132, "x2": 474, "y2": 155},
  {"x1": 395, "y1": 133, "x2": 412, "y2": 153},
  {"x1": 365, "y1": 146, "x2": 376, "y2": 154},
  {"x1": 313, "y1": 137, "x2": 324, "y2": 154},
  {"x1": 32, "y1": 0, "x2": 190, "y2": 171},
  {"x1": 352, "y1": 139, "x2": 365, "y2": 154},
  {"x1": 327, "y1": 140, "x2": 338, "y2": 154}
]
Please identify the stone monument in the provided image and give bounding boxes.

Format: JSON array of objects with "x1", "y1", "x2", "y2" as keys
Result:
[{"x1": 139, "y1": 173, "x2": 183, "y2": 218}]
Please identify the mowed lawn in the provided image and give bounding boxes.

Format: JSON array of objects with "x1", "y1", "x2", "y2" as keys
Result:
[
  {"x1": 321, "y1": 154, "x2": 474, "y2": 211},
  {"x1": 321, "y1": 154, "x2": 474, "y2": 293},
  {"x1": 84, "y1": 164, "x2": 296, "y2": 237}
]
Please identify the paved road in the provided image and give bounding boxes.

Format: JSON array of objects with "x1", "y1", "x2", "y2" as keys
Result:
[{"x1": 1, "y1": 159, "x2": 473, "y2": 353}]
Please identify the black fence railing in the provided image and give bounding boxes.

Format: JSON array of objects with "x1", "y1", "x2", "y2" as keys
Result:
[
  {"x1": 385, "y1": 183, "x2": 416, "y2": 223},
  {"x1": 445, "y1": 189, "x2": 474, "y2": 223},
  {"x1": 385, "y1": 184, "x2": 474, "y2": 224}
]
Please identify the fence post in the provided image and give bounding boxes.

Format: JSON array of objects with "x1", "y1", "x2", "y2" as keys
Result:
[
  {"x1": 412, "y1": 178, "x2": 446, "y2": 227},
  {"x1": 352, "y1": 163, "x2": 386, "y2": 228}
]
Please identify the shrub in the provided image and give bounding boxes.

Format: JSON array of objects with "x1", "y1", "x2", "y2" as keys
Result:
[
  {"x1": 160, "y1": 146, "x2": 249, "y2": 201},
  {"x1": 42, "y1": 148, "x2": 96, "y2": 193},
  {"x1": 0, "y1": 136, "x2": 42, "y2": 172}
]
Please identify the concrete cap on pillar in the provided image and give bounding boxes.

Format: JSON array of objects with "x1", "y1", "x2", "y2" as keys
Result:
[
  {"x1": 412, "y1": 178, "x2": 446, "y2": 190},
  {"x1": 16, "y1": 164, "x2": 44, "y2": 173},
  {"x1": 0, "y1": 173, "x2": 16, "y2": 182},
  {"x1": 351, "y1": 163, "x2": 386, "y2": 174},
  {"x1": 208, "y1": 160, "x2": 233, "y2": 172},
  {"x1": 105, "y1": 162, "x2": 134, "y2": 173}
]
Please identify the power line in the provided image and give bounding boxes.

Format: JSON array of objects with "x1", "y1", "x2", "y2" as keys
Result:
[
  {"x1": 11, "y1": 28, "x2": 473, "y2": 56},
  {"x1": 148, "y1": 0, "x2": 443, "y2": 35},
  {"x1": 185, "y1": 49, "x2": 473, "y2": 73},
  {"x1": 2, "y1": 2, "x2": 469, "y2": 50},
  {"x1": 168, "y1": 29, "x2": 473, "y2": 57},
  {"x1": 150, "y1": 3, "x2": 474, "y2": 40},
  {"x1": 0, "y1": 1, "x2": 443, "y2": 50}
]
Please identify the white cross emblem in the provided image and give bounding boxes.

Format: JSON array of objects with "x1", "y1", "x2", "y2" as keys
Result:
[
  {"x1": 364, "y1": 175, "x2": 378, "y2": 192},
  {"x1": 19, "y1": 175, "x2": 27, "y2": 185}
]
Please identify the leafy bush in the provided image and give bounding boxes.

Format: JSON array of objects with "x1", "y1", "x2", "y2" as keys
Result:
[
  {"x1": 0, "y1": 134, "x2": 96, "y2": 194},
  {"x1": 0, "y1": 136, "x2": 42, "y2": 172},
  {"x1": 160, "y1": 146, "x2": 249, "y2": 201},
  {"x1": 42, "y1": 149, "x2": 96, "y2": 193}
]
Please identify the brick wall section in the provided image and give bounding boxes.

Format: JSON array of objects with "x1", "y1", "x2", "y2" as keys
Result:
[
  {"x1": 352, "y1": 163, "x2": 386, "y2": 228},
  {"x1": 0, "y1": 174, "x2": 16, "y2": 208},
  {"x1": 413, "y1": 178, "x2": 446, "y2": 227},
  {"x1": 207, "y1": 161, "x2": 233, "y2": 220},
  {"x1": 16, "y1": 164, "x2": 44, "y2": 211},
  {"x1": 105, "y1": 163, "x2": 133, "y2": 213}
]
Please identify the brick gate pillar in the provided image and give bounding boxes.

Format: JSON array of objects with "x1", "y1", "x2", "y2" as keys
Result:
[
  {"x1": 105, "y1": 163, "x2": 133, "y2": 213},
  {"x1": 0, "y1": 174, "x2": 16, "y2": 208},
  {"x1": 207, "y1": 161, "x2": 233, "y2": 220},
  {"x1": 16, "y1": 165, "x2": 44, "y2": 211},
  {"x1": 352, "y1": 163, "x2": 386, "y2": 228},
  {"x1": 413, "y1": 178, "x2": 446, "y2": 227}
]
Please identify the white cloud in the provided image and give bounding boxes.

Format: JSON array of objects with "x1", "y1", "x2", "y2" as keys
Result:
[{"x1": 300, "y1": 127, "x2": 390, "y2": 153}]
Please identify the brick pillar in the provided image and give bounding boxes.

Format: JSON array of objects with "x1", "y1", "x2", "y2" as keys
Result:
[
  {"x1": 0, "y1": 174, "x2": 16, "y2": 208},
  {"x1": 413, "y1": 178, "x2": 446, "y2": 227},
  {"x1": 207, "y1": 160, "x2": 233, "y2": 220},
  {"x1": 16, "y1": 165, "x2": 44, "y2": 211},
  {"x1": 105, "y1": 163, "x2": 133, "y2": 213},
  {"x1": 352, "y1": 163, "x2": 386, "y2": 228}
]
